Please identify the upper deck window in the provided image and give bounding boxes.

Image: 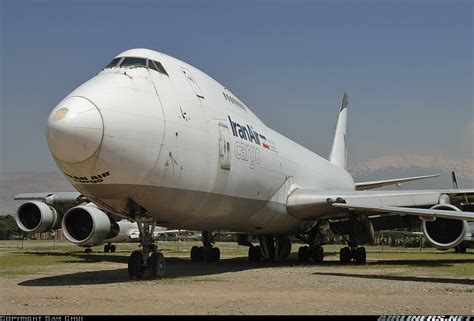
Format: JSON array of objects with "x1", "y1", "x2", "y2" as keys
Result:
[
  {"x1": 120, "y1": 57, "x2": 147, "y2": 67},
  {"x1": 104, "y1": 57, "x2": 122, "y2": 68}
]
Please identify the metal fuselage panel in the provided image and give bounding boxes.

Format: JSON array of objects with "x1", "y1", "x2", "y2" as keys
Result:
[{"x1": 49, "y1": 48, "x2": 355, "y2": 234}]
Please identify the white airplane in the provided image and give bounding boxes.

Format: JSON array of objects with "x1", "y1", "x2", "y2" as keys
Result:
[{"x1": 13, "y1": 48, "x2": 474, "y2": 279}]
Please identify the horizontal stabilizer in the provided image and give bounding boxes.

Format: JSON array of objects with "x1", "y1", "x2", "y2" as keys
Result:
[{"x1": 355, "y1": 174, "x2": 440, "y2": 190}]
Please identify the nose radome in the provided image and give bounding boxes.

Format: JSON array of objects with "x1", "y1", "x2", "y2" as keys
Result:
[{"x1": 47, "y1": 96, "x2": 104, "y2": 163}]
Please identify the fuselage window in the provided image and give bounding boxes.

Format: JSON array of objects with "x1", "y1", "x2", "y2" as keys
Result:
[
  {"x1": 120, "y1": 57, "x2": 147, "y2": 67},
  {"x1": 104, "y1": 57, "x2": 122, "y2": 68}
]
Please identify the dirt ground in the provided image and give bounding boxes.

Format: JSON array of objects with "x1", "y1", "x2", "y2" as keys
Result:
[{"x1": 0, "y1": 244, "x2": 473, "y2": 315}]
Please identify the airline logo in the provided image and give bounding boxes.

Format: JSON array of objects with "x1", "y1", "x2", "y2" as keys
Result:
[
  {"x1": 228, "y1": 116, "x2": 261, "y2": 145},
  {"x1": 228, "y1": 116, "x2": 276, "y2": 152}
]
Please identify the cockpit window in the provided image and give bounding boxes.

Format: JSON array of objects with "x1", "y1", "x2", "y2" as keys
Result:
[
  {"x1": 120, "y1": 57, "x2": 147, "y2": 67},
  {"x1": 148, "y1": 60, "x2": 160, "y2": 72},
  {"x1": 104, "y1": 56, "x2": 169, "y2": 76},
  {"x1": 148, "y1": 60, "x2": 169, "y2": 76},
  {"x1": 105, "y1": 57, "x2": 122, "y2": 68}
]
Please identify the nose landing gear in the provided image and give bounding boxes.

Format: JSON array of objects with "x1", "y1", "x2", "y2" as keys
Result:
[{"x1": 127, "y1": 212, "x2": 165, "y2": 279}]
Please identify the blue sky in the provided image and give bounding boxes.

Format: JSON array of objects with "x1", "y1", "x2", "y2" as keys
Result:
[{"x1": 0, "y1": 0, "x2": 472, "y2": 172}]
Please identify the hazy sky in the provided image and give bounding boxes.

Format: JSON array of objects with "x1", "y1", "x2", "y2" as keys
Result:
[{"x1": 0, "y1": 0, "x2": 472, "y2": 172}]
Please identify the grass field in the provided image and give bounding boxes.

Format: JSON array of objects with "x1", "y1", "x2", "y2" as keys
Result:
[{"x1": 0, "y1": 240, "x2": 473, "y2": 279}]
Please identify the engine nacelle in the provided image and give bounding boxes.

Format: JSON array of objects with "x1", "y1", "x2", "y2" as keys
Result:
[
  {"x1": 422, "y1": 204, "x2": 467, "y2": 250},
  {"x1": 61, "y1": 205, "x2": 119, "y2": 246},
  {"x1": 15, "y1": 201, "x2": 59, "y2": 233}
]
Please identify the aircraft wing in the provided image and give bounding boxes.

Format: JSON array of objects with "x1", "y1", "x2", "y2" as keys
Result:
[
  {"x1": 286, "y1": 188, "x2": 474, "y2": 221},
  {"x1": 13, "y1": 192, "x2": 87, "y2": 219},
  {"x1": 355, "y1": 174, "x2": 440, "y2": 190},
  {"x1": 332, "y1": 203, "x2": 474, "y2": 221},
  {"x1": 14, "y1": 192, "x2": 86, "y2": 204}
]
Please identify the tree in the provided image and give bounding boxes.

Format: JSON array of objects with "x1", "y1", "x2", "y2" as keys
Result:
[{"x1": 0, "y1": 215, "x2": 20, "y2": 240}]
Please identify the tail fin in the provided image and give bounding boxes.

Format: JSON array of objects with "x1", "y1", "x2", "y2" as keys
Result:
[{"x1": 329, "y1": 93, "x2": 348, "y2": 169}]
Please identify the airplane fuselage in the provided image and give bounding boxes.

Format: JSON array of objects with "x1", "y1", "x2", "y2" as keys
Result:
[{"x1": 46, "y1": 48, "x2": 355, "y2": 234}]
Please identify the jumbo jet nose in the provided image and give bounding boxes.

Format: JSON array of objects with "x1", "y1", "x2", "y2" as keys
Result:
[{"x1": 47, "y1": 96, "x2": 104, "y2": 163}]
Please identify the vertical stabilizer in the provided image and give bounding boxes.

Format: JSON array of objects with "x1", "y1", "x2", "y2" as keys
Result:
[{"x1": 329, "y1": 93, "x2": 348, "y2": 169}]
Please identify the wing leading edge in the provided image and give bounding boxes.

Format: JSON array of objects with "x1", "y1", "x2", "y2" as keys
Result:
[
  {"x1": 332, "y1": 203, "x2": 474, "y2": 221},
  {"x1": 355, "y1": 174, "x2": 440, "y2": 191},
  {"x1": 286, "y1": 188, "x2": 474, "y2": 221}
]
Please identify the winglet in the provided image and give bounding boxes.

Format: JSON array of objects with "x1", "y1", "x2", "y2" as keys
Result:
[{"x1": 329, "y1": 93, "x2": 349, "y2": 169}]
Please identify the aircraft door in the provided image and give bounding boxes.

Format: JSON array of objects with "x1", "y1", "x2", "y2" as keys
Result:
[{"x1": 218, "y1": 123, "x2": 231, "y2": 170}]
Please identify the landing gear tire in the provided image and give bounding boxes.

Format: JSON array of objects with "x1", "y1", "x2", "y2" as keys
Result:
[
  {"x1": 298, "y1": 246, "x2": 310, "y2": 262},
  {"x1": 201, "y1": 246, "x2": 220, "y2": 262},
  {"x1": 128, "y1": 250, "x2": 144, "y2": 279},
  {"x1": 191, "y1": 246, "x2": 203, "y2": 262},
  {"x1": 104, "y1": 244, "x2": 110, "y2": 253},
  {"x1": 310, "y1": 246, "x2": 324, "y2": 263},
  {"x1": 211, "y1": 247, "x2": 220, "y2": 262},
  {"x1": 110, "y1": 244, "x2": 116, "y2": 253},
  {"x1": 85, "y1": 248, "x2": 92, "y2": 254},
  {"x1": 248, "y1": 245, "x2": 262, "y2": 262},
  {"x1": 339, "y1": 247, "x2": 351, "y2": 264},
  {"x1": 149, "y1": 252, "x2": 165, "y2": 279},
  {"x1": 354, "y1": 247, "x2": 366, "y2": 264}
]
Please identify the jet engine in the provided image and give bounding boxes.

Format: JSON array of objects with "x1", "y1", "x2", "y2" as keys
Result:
[
  {"x1": 421, "y1": 204, "x2": 467, "y2": 250},
  {"x1": 61, "y1": 205, "x2": 119, "y2": 246},
  {"x1": 15, "y1": 201, "x2": 60, "y2": 233}
]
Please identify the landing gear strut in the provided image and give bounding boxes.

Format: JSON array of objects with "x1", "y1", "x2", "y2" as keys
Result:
[
  {"x1": 190, "y1": 231, "x2": 220, "y2": 262},
  {"x1": 127, "y1": 202, "x2": 165, "y2": 279}
]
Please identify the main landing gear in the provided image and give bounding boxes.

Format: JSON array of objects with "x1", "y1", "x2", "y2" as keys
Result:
[
  {"x1": 296, "y1": 221, "x2": 327, "y2": 263},
  {"x1": 338, "y1": 215, "x2": 367, "y2": 265},
  {"x1": 247, "y1": 234, "x2": 291, "y2": 262},
  {"x1": 297, "y1": 245, "x2": 324, "y2": 263},
  {"x1": 339, "y1": 243, "x2": 366, "y2": 264},
  {"x1": 104, "y1": 243, "x2": 116, "y2": 253},
  {"x1": 190, "y1": 231, "x2": 220, "y2": 262},
  {"x1": 127, "y1": 211, "x2": 165, "y2": 279}
]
